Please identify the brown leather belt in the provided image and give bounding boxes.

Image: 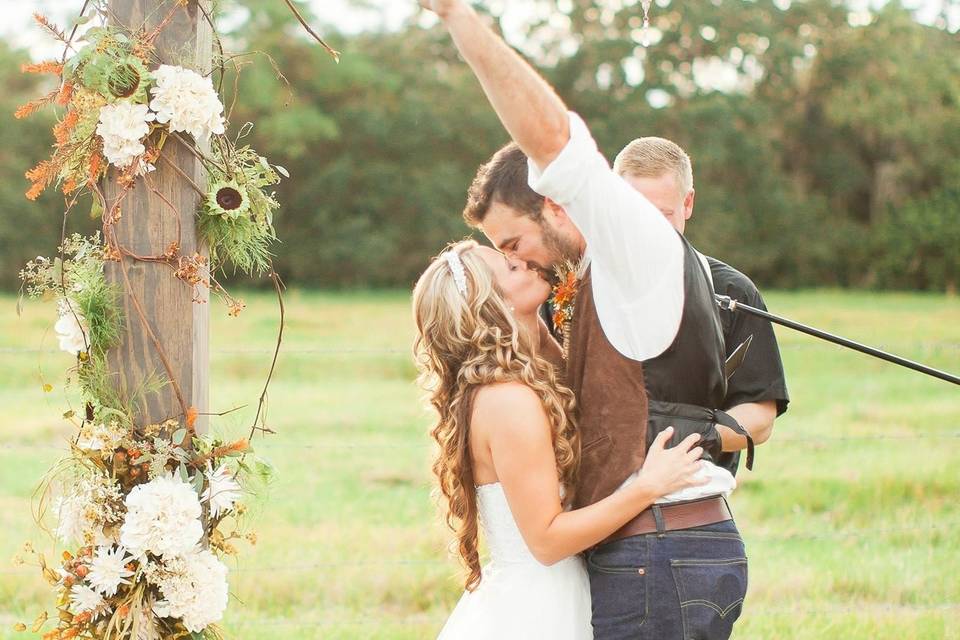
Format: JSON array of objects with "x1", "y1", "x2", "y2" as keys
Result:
[{"x1": 602, "y1": 496, "x2": 732, "y2": 546}]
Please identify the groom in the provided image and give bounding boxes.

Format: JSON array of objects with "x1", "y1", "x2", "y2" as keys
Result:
[{"x1": 421, "y1": 1, "x2": 751, "y2": 638}]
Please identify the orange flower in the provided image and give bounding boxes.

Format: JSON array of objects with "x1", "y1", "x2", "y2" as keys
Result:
[
  {"x1": 56, "y1": 82, "x2": 74, "y2": 106},
  {"x1": 14, "y1": 100, "x2": 42, "y2": 120},
  {"x1": 21, "y1": 60, "x2": 63, "y2": 75},
  {"x1": 25, "y1": 160, "x2": 56, "y2": 200},
  {"x1": 72, "y1": 612, "x2": 91, "y2": 625},
  {"x1": 14, "y1": 89, "x2": 58, "y2": 119},
  {"x1": 26, "y1": 182, "x2": 45, "y2": 201},
  {"x1": 53, "y1": 110, "x2": 79, "y2": 145},
  {"x1": 87, "y1": 152, "x2": 103, "y2": 186},
  {"x1": 553, "y1": 308, "x2": 567, "y2": 328},
  {"x1": 186, "y1": 406, "x2": 198, "y2": 429}
]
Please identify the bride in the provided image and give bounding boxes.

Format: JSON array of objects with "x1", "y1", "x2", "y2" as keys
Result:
[{"x1": 412, "y1": 240, "x2": 706, "y2": 639}]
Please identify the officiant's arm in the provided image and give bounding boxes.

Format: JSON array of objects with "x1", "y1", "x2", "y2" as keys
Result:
[{"x1": 475, "y1": 383, "x2": 706, "y2": 566}]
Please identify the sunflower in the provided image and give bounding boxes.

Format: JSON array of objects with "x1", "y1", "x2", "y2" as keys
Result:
[
  {"x1": 82, "y1": 55, "x2": 151, "y2": 103},
  {"x1": 205, "y1": 180, "x2": 250, "y2": 219}
]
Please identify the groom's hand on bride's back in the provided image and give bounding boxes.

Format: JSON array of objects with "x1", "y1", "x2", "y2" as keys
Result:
[{"x1": 635, "y1": 427, "x2": 710, "y2": 498}]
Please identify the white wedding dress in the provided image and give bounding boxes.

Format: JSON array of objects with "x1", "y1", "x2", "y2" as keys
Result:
[{"x1": 437, "y1": 483, "x2": 593, "y2": 639}]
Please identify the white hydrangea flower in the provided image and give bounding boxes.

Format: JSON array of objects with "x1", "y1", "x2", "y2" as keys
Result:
[
  {"x1": 120, "y1": 473, "x2": 203, "y2": 558},
  {"x1": 96, "y1": 101, "x2": 154, "y2": 168},
  {"x1": 202, "y1": 464, "x2": 242, "y2": 518},
  {"x1": 151, "y1": 548, "x2": 229, "y2": 633},
  {"x1": 69, "y1": 583, "x2": 108, "y2": 618},
  {"x1": 54, "y1": 298, "x2": 88, "y2": 355},
  {"x1": 87, "y1": 545, "x2": 135, "y2": 596},
  {"x1": 149, "y1": 65, "x2": 225, "y2": 142}
]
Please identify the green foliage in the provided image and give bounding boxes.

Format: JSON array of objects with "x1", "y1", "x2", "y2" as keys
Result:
[
  {"x1": 4, "y1": 2, "x2": 959, "y2": 291},
  {"x1": 19, "y1": 233, "x2": 122, "y2": 356},
  {"x1": 201, "y1": 138, "x2": 283, "y2": 276},
  {"x1": 874, "y1": 164, "x2": 960, "y2": 292}
]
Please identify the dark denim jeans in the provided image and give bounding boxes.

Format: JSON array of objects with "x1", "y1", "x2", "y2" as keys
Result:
[{"x1": 586, "y1": 517, "x2": 748, "y2": 640}]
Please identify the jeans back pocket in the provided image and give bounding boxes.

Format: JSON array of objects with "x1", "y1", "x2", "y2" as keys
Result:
[
  {"x1": 587, "y1": 540, "x2": 649, "y2": 637},
  {"x1": 670, "y1": 557, "x2": 747, "y2": 640}
]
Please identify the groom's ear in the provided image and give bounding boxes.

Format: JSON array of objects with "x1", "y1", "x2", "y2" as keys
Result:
[{"x1": 543, "y1": 197, "x2": 570, "y2": 223}]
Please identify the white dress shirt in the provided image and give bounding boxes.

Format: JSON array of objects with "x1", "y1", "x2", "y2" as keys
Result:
[{"x1": 527, "y1": 111, "x2": 736, "y2": 502}]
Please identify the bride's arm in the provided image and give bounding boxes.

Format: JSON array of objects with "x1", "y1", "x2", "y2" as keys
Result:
[{"x1": 474, "y1": 383, "x2": 706, "y2": 567}]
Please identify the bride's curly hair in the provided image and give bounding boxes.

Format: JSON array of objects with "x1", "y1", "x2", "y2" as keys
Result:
[{"x1": 412, "y1": 239, "x2": 579, "y2": 591}]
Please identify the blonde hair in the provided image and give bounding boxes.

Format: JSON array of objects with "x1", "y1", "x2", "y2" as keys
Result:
[
  {"x1": 412, "y1": 239, "x2": 579, "y2": 591},
  {"x1": 613, "y1": 136, "x2": 693, "y2": 196}
]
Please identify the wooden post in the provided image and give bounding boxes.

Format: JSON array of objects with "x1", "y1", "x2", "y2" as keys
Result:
[{"x1": 104, "y1": 0, "x2": 211, "y2": 433}]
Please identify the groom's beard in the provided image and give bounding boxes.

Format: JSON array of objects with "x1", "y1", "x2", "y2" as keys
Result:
[{"x1": 537, "y1": 222, "x2": 582, "y2": 285}]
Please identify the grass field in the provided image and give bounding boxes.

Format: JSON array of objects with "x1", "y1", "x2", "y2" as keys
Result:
[{"x1": 1, "y1": 289, "x2": 958, "y2": 639}]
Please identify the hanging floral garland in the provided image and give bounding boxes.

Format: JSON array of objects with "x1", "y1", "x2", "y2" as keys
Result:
[{"x1": 12, "y1": 4, "x2": 337, "y2": 639}]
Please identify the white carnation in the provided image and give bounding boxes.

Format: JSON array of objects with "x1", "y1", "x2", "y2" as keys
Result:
[
  {"x1": 96, "y1": 101, "x2": 154, "y2": 168},
  {"x1": 69, "y1": 584, "x2": 108, "y2": 618},
  {"x1": 151, "y1": 548, "x2": 229, "y2": 633},
  {"x1": 120, "y1": 473, "x2": 203, "y2": 558},
  {"x1": 87, "y1": 545, "x2": 135, "y2": 596},
  {"x1": 149, "y1": 65, "x2": 225, "y2": 142},
  {"x1": 54, "y1": 299, "x2": 88, "y2": 355},
  {"x1": 202, "y1": 464, "x2": 242, "y2": 518}
]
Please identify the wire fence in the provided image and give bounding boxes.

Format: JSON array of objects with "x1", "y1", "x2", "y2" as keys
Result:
[
  {"x1": 0, "y1": 519, "x2": 955, "y2": 577},
  {"x1": 3, "y1": 342, "x2": 959, "y2": 356},
  {"x1": 222, "y1": 602, "x2": 960, "y2": 627},
  {"x1": 2, "y1": 432, "x2": 959, "y2": 454}
]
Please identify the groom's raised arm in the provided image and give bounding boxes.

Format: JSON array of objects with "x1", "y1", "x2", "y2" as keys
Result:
[
  {"x1": 419, "y1": 0, "x2": 569, "y2": 170},
  {"x1": 423, "y1": 0, "x2": 685, "y2": 360}
]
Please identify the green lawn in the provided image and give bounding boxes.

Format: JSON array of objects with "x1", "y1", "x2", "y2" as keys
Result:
[{"x1": 1, "y1": 289, "x2": 958, "y2": 639}]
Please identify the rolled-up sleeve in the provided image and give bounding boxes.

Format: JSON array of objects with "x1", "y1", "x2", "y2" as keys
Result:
[{"x1": 527, "y1": 112, "x2": 685, "y2": 361}]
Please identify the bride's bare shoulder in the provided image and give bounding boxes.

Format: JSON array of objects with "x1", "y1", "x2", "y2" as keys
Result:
[{"x1": 472, "y1": 382, "x2": 549, "y2": 438}]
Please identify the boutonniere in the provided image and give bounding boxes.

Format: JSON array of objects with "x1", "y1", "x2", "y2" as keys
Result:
[{"x1": 550, "y1": 258, "x2": 587, "y2": 359}]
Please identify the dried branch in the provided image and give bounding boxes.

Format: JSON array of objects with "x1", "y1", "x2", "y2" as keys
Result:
[{"x1": 280, "y1": 0, "x2": 341, "y2": 61}]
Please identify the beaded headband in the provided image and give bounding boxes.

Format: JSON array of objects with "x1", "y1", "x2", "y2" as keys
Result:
[{"x1": 443, "y1": 251, "x2": 468, "y2": 296}]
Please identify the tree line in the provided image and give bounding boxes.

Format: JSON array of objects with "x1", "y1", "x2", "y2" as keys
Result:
[{"x1": 2, "y1": 0, "x2": 957, "y2": 292}]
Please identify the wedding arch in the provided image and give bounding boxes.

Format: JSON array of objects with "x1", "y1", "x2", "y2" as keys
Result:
[{"x1": 14, "y1": 1, "x2": 336, "y2": 637}]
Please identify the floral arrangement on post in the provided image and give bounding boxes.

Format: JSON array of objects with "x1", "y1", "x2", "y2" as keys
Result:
[
  {"x1": 12, "y1": 3, "x2": 337, "y2": 639},
  {"x1": 18, "y1": 231, "x2": 271, "y2": 639}
]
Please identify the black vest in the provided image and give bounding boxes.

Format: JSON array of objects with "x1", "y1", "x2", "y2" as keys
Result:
[
  {"x1": 642, "y1": 235, "x2": 727, "y2": 408},
  {"x1": 641, "y1": 235, "x2": 752, "y2": 474}
]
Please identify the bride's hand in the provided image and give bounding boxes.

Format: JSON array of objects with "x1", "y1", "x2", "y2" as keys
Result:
[{"x1": 633, "y1": 427, "x2": 708, "y2": 498}]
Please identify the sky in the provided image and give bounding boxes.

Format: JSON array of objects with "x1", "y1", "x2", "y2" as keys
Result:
[
  {"x1": 2, "y1": 0, "x2": 957, "y2": 61},
  {"x1": 0, "y1": 0, "x2": 415, "y2": 59}
]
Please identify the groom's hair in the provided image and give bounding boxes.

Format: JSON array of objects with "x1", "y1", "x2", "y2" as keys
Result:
[{"x1": 463, "y1": 142, "x2": 546, "y2": 228}]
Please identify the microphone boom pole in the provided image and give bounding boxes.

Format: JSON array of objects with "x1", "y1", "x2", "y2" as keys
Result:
[{"x1": 715, "y1": 295, "x2": 960, "y2": 387}]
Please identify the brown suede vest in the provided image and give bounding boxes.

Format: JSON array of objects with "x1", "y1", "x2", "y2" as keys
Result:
[
  {"x1": 566, "y1": 237, "x2": 728, "y2": 510},
  {"x1": 565, "y1": 267, "x2": 649, "y2": 510}
]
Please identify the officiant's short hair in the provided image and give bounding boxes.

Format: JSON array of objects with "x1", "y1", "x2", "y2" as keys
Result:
[
  {"x1": 614, "y1": 137, "x2": 693, "y2": 196},
  {"x1": 463, "y1": 142, "x2": 545, "y2": 227}
]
